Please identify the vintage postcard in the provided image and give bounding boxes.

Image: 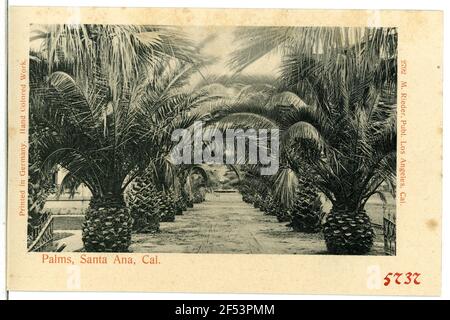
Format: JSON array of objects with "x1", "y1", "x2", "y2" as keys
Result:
[{"x1": 7, "y1": 7, "x2": 442, "y2": 295}]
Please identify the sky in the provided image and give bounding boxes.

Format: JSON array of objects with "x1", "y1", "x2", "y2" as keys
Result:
[{"x1": 184, "y1": 26, "x2": 281, "y2": 79}]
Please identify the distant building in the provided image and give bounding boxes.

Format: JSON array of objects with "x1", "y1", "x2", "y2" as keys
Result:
[{"x1": 44, "y1": 167, "x2": 91, "y2": 215}]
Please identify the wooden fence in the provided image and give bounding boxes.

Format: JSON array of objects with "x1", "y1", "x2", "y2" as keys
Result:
[
  {"x1": 383, "y1": 211, "x2": 396, "y2": 256},
  {"x1": 27, "y1": 215, "x2": 54, "y2": 252}
]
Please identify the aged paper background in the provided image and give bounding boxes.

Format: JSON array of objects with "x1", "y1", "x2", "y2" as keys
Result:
[{"x1": 7, "y1": 7, "x2": 442, "y2": 295}]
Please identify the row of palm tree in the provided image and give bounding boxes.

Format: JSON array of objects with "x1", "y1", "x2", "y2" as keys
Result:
[
  {"x1": 29, "y1": 25, "x2": 397, "y2": 255},
  {"x1": 236, "y1": 162, "x2": 324, "y2": 234},
  {"x1": 211, "y1": 27, "x2": 397, "y2": 254},
  {"x1": 29, "y1": 25, "x2": 212, "y2": 251}
]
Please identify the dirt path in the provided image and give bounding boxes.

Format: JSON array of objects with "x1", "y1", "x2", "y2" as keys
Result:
[{"x1": 131, "y1": 191, "x2": 384, "y2": 254}]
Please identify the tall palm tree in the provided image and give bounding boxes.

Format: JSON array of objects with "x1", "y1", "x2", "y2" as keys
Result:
[{"x1": 220, "y1": 27, "x2": 397, "y2": 254}]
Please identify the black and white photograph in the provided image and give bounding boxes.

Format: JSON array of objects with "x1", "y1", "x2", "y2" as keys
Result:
[{"x1": 26, "y1": 25, "x2": 397, "y2": 256}]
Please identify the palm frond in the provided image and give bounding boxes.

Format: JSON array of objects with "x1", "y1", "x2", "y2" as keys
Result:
[
  {"x1": 282, "y1": 121, "x2": 325, "y2": 151},
  {"x1": 212, "y1": 113, "x2": 278, "y2": 131},
  {"x1": 229, "y1": 27, "x2": 296, "y2": 72},
  {"x1": 273, "y1": 167, "x2": 299, "y2": 208}
]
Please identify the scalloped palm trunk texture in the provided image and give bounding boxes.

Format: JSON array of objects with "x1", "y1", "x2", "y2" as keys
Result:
[
  {"x1": 82, "y1": 198, "x2": 132, "y2": 252},
  {"x1": 289, "y1": 183, "x2": 322, "y2": 233},
  {"x1": 127, "y1": 179, "x2": 160, "y2": 233},
  {"x1": 323, "y1": 208, "x2": 374, "y2": 255}
]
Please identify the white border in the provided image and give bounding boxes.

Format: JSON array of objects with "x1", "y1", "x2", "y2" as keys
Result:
[
  {"x1": 1, "y1": 0, "x2": 8, "y2": 302},
  {"x1": 5, "y1": 0, "x2": 446, "y2": 10},
  {"x1": 2, "y1": 0, "x2": 448, "y2": 300}
]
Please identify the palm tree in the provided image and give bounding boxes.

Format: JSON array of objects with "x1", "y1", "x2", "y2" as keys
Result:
[
  {"x1": 210, "y1": 86, "x2": 323, "y2": 226},
  {"x1": 284, "y1": 142, "x2": 324, "y2": 232},
  {"x1": 126, "y1": 172, "x2": 162, "y2": 233},
  {"x1": 220, "y1": 27, "x2": 397, "y2": 254},
  {"x1": 30, "y1": 40, "x2": 215, "y2": 251}
]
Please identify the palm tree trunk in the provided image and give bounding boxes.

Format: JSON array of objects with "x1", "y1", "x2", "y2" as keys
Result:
[
  {"x1": 127, "y1": 178, "x2": 161, "y2": 234},
  {"x1": 82, "y1": 193, "x2": 133, "y2": 252},
  {"x1": 289, "y1": 177, "x2": 322, "y2": 233},
  {"x1": 322, "y1": 201, "x2": 374, "y2": 255}
]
